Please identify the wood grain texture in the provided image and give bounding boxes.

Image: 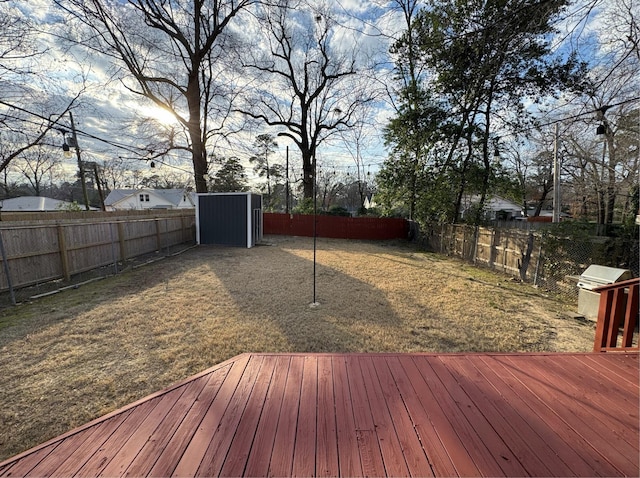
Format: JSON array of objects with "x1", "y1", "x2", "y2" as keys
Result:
[{"x1": 2, "y1": 353, "x2": 638, "y2": 477}]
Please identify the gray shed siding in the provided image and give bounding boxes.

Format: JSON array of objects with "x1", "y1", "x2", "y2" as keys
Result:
[
  {"x1": 198, "y1": 194, "x2": 248, "y2": 246},
  {"x1": 196, "y1": 193, "x2": 262, "y2": 247}
]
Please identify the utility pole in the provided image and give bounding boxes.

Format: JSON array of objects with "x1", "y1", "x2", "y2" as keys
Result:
[
  {"x1": 86, "y1": 161, "x2": 106, "y2": 211},
  {"x1": 69, "y1": 112, "x2": 90, "y2": 210}
]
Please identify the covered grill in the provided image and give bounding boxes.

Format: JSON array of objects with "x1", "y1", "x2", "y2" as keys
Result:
[{"x1": 576, "y1": 265, "x2": 632, "y2": 319}]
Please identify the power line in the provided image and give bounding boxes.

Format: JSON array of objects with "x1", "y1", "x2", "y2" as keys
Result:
[
  {"x1": 498, "y1": 95, "x2": 640, "y2": 140},
  {"x1": 0, "y1": 100, "x2": 151, "y2": 157}
]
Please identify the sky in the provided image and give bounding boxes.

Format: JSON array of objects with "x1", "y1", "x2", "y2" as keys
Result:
[
  {"x1": 1, "y1": 0, "x2": 404, "y2": 188},
  {"x1": 2, "y1": 0, "x2": 633, "y2": 190}
]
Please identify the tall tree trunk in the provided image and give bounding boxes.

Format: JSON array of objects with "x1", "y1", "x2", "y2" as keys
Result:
[
  {"x1": 302, "y1": 150, "x2": 314, "y2": 199},
  {"x1": 605, "y1": 134, "x2": 616, "y2": 224},
  {"x1": 186, "y1": 74, "x2": 208, "y2": 193}
]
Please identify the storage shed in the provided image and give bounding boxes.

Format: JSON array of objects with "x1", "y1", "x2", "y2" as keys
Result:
[{"x1": 196, "y1": 193, "x2": 263, "y2": 248}]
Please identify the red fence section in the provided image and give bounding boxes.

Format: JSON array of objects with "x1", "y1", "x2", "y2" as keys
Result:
[{"x1": 263, "y1": 213, "x2": 409, "y2": 240}]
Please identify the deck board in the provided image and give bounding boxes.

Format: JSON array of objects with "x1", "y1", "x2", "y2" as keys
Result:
[
  {"x1": 333, "y1": 356, "x2": 364, "y2": 477},
  {"x1": 1, "y1": 352, "x2": 638, "y2": 477},
  {"x1": 499, "y1": 355, "x2": 638, "y2": 475},
  {"x1": 315, "y1": 355, "x2": 339, "y2": 477},
  {"x1": 242, "y1": 355, "x2": 290, "y2": 477},
  {"x1": 478, "y1": 355, "x2": 623, "y2": 477},
  {"x1": 344, "y1": 355, "x2": 387, "y2": 477},
  {"x1": 268, "y1": 355, "x2": 304, "y2": 477},
  {"x1": 292, "y1": 355, "x2": 318, "y2": 477},
  {"x1": 358, "y1": 357, "x2": 418, "y2": 477},
  {"x1": 442, "y1": 356, "x2": 555, "y2": 476}
]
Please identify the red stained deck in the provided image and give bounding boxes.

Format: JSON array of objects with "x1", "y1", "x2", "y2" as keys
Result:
[{"x1": 1, "y1": 352, "x2": 638, "y2": 477}]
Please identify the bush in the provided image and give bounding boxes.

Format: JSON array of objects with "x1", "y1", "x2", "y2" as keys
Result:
[
  {"x1": 292, "y1": 198, "x2": 314, "y2": 215},
  {"x1": 326, "y1": 206, "x2": 351, "y2": 217}
]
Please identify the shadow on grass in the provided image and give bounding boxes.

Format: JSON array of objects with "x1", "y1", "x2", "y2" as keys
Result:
[{"x1": 196, "y1": 241, "x2": 406, "y2": 353}]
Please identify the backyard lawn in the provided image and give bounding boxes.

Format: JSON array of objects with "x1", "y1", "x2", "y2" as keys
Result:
[{"x1": 0, "y1": 235, "x2": 595, "y2": 461}]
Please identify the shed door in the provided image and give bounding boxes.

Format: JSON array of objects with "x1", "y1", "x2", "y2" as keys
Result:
[
  {"x1": 198, "y1": 195, "x2": 247, "y2": 246},
  {"x1": 252, "y1": 208, "x2": 262, "y2": 246}
]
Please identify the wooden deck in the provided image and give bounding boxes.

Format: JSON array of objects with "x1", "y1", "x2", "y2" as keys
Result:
[{"x1": 1, "y1": 353, "x2": 638, "y2": 477}]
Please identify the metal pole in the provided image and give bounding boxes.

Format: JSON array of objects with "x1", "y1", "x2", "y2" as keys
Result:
[
  {"x1": 285, "y1": 146, "x2": 290, "y2": 214},
  {"x1": 69, "y1": 112, "x2": 90, "y2": 211},
  {"x1": 313, "y1": 152, "x2": 318, "y2": 305},
  {"x1": 552, "y1": 122, "x2": 561, "y2": 223}
]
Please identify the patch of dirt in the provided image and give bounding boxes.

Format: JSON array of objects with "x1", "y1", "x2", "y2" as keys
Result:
[{"x1": 0, "y1": 236, "x2": 595, "y2": 461}]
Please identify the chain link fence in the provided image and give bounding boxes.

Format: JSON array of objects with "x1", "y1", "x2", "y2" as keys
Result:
[{"x1": 418, "y1": 223, "x2": 639, "y2": 300}]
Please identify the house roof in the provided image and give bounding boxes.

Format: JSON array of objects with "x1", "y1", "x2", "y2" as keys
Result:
[
  {"x1": 0, "y1": 196, "x2": 78, "y2": 211},
  {"x1": 462, "y1": 195, "x2": 521, "y2": 212},
  {"x1": 104, "y1": 189, "x2": 193, "y2": 207}
]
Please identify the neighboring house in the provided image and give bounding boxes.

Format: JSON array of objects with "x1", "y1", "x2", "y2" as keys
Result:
[
  {"x1": 0, "y1": 196, "x2": 82, "y2": 211},
  {"x1": 460, "y1": 195, "x2": 523, "y2": 221},
  {"x1": 363, "y1": 194, "x2": 377, "y2": 210},
  {"x1": 104, "y1": 189, "x2": 196, "y2": 211}
]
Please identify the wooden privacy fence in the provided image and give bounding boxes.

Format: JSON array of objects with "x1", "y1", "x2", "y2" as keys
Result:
[
  {"x1": 263, "y1": 213, "x2": 409, "y2": 240},
  {"x1": 426, "y1": 224, "x2": 542, "y2": 281},
  {"x1": 421, "y1": 223, "x2": 638, "y2": 299},
  {"x1": 0, "y1": 211, "x2": 195, "y2": 292}
]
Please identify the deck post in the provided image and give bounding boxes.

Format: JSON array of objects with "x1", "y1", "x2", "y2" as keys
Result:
[{"x1": 593, "y1": 278, "x2": 640, "y2": 352}]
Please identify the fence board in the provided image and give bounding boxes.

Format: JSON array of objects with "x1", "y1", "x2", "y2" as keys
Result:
[
  {"x1": 0, "y1": 211, "x2": 195, "y2": 292},
  {"x1": 419, "y1": 223, "x2": 638, "y2": 299}
]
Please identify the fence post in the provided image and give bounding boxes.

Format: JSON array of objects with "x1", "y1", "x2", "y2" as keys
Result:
[
  {"x1": 533, "y1": 235, "x2": 543, "y2": 286},
  {"x1": 0, "y1": 230, "x2": 16, "y2": 305},
  {"x1": 472, "y1": 226, "x2": 479, "y2": 263},
  {"x1": 117, "y1": 222, "x2": 127, "y2": 262},
  {"x1": 109, "y1": 222, "x2": 119, "y2": 274},
  {"x1": 180, "y1": 215, "x2": 187, "y2": 242},
  {"x1": 489, "y1": 228, "x2": 497, "y2": 269},
  {"x1": 57, "y1": 224, "x2": 71, "y2": 281},
  {"x1": 155, "y1": 218, "x2": 162, "y2": 251},
  {"x1": 165, "y1": 218, "x2": 170, "y2": 254},
  {"x1": 502, "y1": 233, "x2": 509, "y2": 272}
]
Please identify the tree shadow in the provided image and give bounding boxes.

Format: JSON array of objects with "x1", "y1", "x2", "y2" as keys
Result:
[{"x1": 196, "y1": 239, "x2": 406, "y2": 353}]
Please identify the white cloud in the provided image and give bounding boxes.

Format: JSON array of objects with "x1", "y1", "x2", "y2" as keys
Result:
[{"x1": 6, "y1": 0, "x2": 399, "y2": 187}]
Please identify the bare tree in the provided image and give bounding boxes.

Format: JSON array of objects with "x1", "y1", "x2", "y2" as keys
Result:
[
  {"x1": 12, "y1": 145, "x2": 63, "y2": 196},
  {"x1": 249, "y1": 134, "x2": 281, "y2": 208},
  {"x1": 98, "y1": 156, "x2": 132, "y2": 191},
  {"x1": 237, "y1": 0, "x2": 376, "y2": 199},
  {"x1": 0, "y1": 98, "x2": 83, "y2": 175},
  {"x1": 0, "y1": 0, "x2": 43, "y2": 80},
  {"x1": 315, "y1": 163, "x2": 343, "y2": 211},
  {"x1": 562, "y1": 104, "x2": 639, "y2": 224},
  {"x1": 564, "y1": 0, "x2": 640, "y2": 225},
  {"x1": 0, "y1": 2, "x2": 84, "y2": 175},
  {"x1": 54, "y1": 0, "x2": 256, "y2": 193},
  {"x1": 338, "y1": 105, "x2": 378, "y2": 214}
]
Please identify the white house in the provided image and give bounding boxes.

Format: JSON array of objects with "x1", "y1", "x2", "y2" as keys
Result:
[
  {"x1": 460, "y1": 195, "x2": 523, "y2": 221},
  {"x1": 363, "y1": 194, "x2": 377, "y2": 210},
  {"x1": 104, "y1": 189, "x2": 196, "y2": 211},
  {"x1": 0, "y1": 196, "x2": 82, "y2": 211}
]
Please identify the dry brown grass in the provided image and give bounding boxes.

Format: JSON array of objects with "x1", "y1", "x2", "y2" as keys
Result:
[{"x1": 0, "y1": 236, "x2": 595, "y2": 461}]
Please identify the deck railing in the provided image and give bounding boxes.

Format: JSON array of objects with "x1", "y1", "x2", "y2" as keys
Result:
[{"x1": 593, "y1": 277, "x2": 639, "y2": 352}]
